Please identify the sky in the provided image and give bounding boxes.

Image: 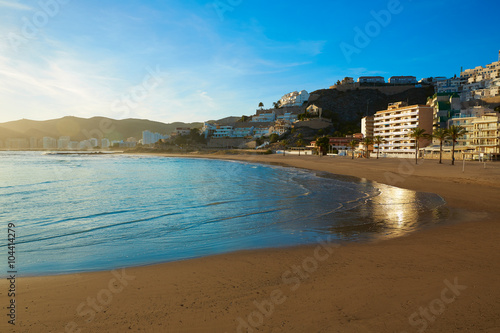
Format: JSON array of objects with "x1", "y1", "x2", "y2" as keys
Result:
[{"x1": 0, "y1": 0, "x2": 499, "y2": 124}]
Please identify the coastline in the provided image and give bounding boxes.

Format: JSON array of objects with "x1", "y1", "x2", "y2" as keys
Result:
[{"x1": 2, "y1": 155, "x2": 500, "y2": 332}]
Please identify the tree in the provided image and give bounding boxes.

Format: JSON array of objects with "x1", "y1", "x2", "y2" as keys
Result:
[
  {"x1": 409, "y1": 128, "x2": 428, "y2": 165},
  {"x1": 269, "y1": 133, "x2": 280, "y2": 143},
  {"x1": 447, "y1": 125, "x2": 467, "y2": 165},
  {"x1": 432, "y1": 128, "x2": 448, "y2": 164},
  {"x1": 258, "y1": 102, "x2": 264, "y2": 110},
  {"x1": 316, "y1": 136, "x2": 330, "y2": 156},
  {"x1": 373, "y1": 136, "x2": 386, "y2": 159},
  {"x1": 362, "y1": 137, "x2": 373, "y2": 158},
  {"x1": 273, "y1": 101, "x2": 281, "y2": 109},
  {"x1": 348, "y1": 140, "x2": 358, "y2": 159},
  {"x1": 495, "y1": 106, "x2": 500, "y2": 112}
]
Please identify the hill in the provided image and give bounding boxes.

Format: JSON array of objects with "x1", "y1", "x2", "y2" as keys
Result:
[
  {"x1": 305, "y1": 86, "x2": 436, "y2": 134},
  {"x1": 0, "y1": 116, "x2": 203, "y2": 142}
]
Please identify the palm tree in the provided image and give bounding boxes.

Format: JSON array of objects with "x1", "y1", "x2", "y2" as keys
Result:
[
  {"x1": 348, "y1": 140, "x2": 358, "y2": 159},
  {"x1": 258, "y1": 102, "x2": 264, "y2": 110},
  {"x1": 409, "y1": 128, "x2": 428, "y2": 165},
  {"x1": 296, "y1": 139, "x2": 304, "y2": 156},
  {"x1": 373, "y1": 136, "x2": 386, "y2": 159},
  {"x1": 432, "y1": 128, "x2": 448, "y2": 164},
  {"x1": 362, "y1": 137, "x2": 372, "y2": 159},
  {"x1": 447, "y1": 125, "x2": 467, "y2": 165}
]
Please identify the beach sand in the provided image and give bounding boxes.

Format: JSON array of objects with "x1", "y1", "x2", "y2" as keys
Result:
[{"x1": 2, "y1": 155, "x2": 500, "y2": 332}]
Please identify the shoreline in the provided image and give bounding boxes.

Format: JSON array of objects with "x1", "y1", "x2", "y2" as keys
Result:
[{"x1": 2, "y1": 155, "x2": 500, "y2": 332}]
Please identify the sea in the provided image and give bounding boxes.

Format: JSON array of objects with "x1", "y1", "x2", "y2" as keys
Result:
[{"x1": 0, "y1": 151, "x2": 450, "y2": 277}]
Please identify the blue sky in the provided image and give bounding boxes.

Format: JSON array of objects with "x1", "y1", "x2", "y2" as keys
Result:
[{"x1": 0, "y1": 0, "x2": 499, "y2": 124}]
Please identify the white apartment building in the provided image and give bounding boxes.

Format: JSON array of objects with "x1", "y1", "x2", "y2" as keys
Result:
[
  {"x1": 251, "y1": 112, "x2": 276, "y2": 122},
  {"x1": 361, "y1": 116, "x2": 374, "y2": 138},
  {"x1": 279, "y1": 90, "x2": 310, "y2": 107},
  {"x1": 277, "y1": 112, "x2": 298, "y2": 122},
  {"x1": 57, "y1": 136, "x2": 70, "y2": 149},
  {"x1": 373, "y1": 102, "x2": 433, "y2": 157},
  {"x1": 472, "y1": 113, "x2": 500, "y2": 156},
  {"x1": 101, "y1": 138, "x2": 110, "y2": 149},
  {"x1": 43, "y1": 137, "x2": 57, "y2": 149},
  {"x1": 212, "y1": 126, "x2": 234, "y2": 138},
  {"x1": 142, "y1": 130, "x2": 168, "y2": 145},
  {"x1": 461, "y1": 55, "x2": 500, "y2": 81}
]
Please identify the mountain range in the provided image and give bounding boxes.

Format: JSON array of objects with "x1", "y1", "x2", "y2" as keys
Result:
[{"x1": 0, "y1": 116, "x2": 203, "y2": 142}]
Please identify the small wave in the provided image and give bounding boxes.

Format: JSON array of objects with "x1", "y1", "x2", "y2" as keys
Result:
[
  {"x1": 32, "y1": 209, "x2": 134, "y2": 227},
  {"x1": 3, "y1": 212, "x2": 183, "y2": 247}
]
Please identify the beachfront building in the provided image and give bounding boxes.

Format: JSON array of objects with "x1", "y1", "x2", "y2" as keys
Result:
[
  {"x1": 448, "y1": 106, "x2": 493, "y2": 148},
  {"x1": 472, "y1": 113, "x2": 500, "y2": 158},
  {"x1": 279, "y1": 90, "x2": 310, "y2": 107},
  {"x1": 388, "y1": 76, "x2": 417, "y2": 84},
  {"x1": 361, "y1": 116, "x2": 374, "y2": 138},
  {"x1": 142, "y1": 130, "x2": 168, "y2": 146},
  {"x1": 101, "y1": 138, "x2": 110, "y2": 149},
  {"x1": 358, "y1": 76, "x2": 385, "y2": 84},
  {"x1": 57, "y1": 136, "x2": 70, "y2": 149},
  {"x1": 43, "y1": 137, "x2": 57, "y2": 149},
  {"x1": 212, "y1": 125, "x2": 234, "y2": 138},
  {"x1": 373, "y1": 102, "x2": 433, "y2": 158}
]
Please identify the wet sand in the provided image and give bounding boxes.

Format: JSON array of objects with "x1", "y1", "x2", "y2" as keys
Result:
[{"x1": 2, "y1": 155, "x2": 500, "y2": 332}]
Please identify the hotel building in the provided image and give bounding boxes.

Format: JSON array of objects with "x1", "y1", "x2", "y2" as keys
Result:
[
  {"x1": 373, "y1": 102, "x2": 433, "y2": 157},
  {"x1": 472, "y1": 113, "x2": 500, "y2": 157}
]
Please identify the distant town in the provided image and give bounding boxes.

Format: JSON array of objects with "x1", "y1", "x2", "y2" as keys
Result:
[{"x1": 1, "y1": 51, "x2": 499, "y2": 160}]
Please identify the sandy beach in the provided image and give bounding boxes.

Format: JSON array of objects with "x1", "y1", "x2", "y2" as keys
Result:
[{"x1": 2, "y1": 155, "x2": 500, "y2": 333}]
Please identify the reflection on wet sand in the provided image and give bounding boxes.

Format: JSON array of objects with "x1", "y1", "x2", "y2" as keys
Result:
[{"x1": 328, "y1": 182, "x2": 447, "y2": 241}]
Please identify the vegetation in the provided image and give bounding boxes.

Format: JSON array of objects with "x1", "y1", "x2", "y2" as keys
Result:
[
  {"x1": 297, "y1": 111, "x2": 313, "y2": 121},
  {"x1": 269, "y1": 133, "x2": 280, "y2": 144},
  {"x1": 373, "y1": 136, "x2": 385, "y2": 159},
  {"x1": 409, "y1": 128, "x2": 428, "y2": 165},
  {"x1": 258, "y1": 102, "x2": 264, "y2": 109},
  {"x1": 495, "y1": 106, "x2": 500, "y2": 112},
  {"x1": 447, "y1": 125, "x2": 467, "y2": 165},
  {"x1": 432, "y1": 128, "x2": 448, "y2": 164},
  {"x1": 315, "y1": 136, "x2": 330, "y2": 156},
  {"x1": 362, "y1": 137, "x2": 372, "y2": 158},
  {"x1": 348, "y1": 140, "x2": 358, "y2": 159}
]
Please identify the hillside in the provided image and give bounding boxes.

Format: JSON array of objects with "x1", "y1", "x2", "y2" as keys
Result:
[
  {"x1": 305, "y1": 86, "x2": 436, "y2": 133},
  {"x1": 0, "y1": 116, "x2": 202, "y2": 141}
]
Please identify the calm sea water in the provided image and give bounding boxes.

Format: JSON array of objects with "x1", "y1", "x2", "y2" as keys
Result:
[{"x1": 0, "y1": 152, "x2": 449, "y2": 276}]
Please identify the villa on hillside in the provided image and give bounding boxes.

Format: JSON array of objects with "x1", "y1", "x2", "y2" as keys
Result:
[{"x1": 279, "y1": 90, "x2": 310, "y2": 107}]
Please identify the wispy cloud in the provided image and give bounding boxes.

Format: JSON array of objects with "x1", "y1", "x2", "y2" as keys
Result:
[{"x1": 0, "y1": 0, "x2": 32, "y2": 11}]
